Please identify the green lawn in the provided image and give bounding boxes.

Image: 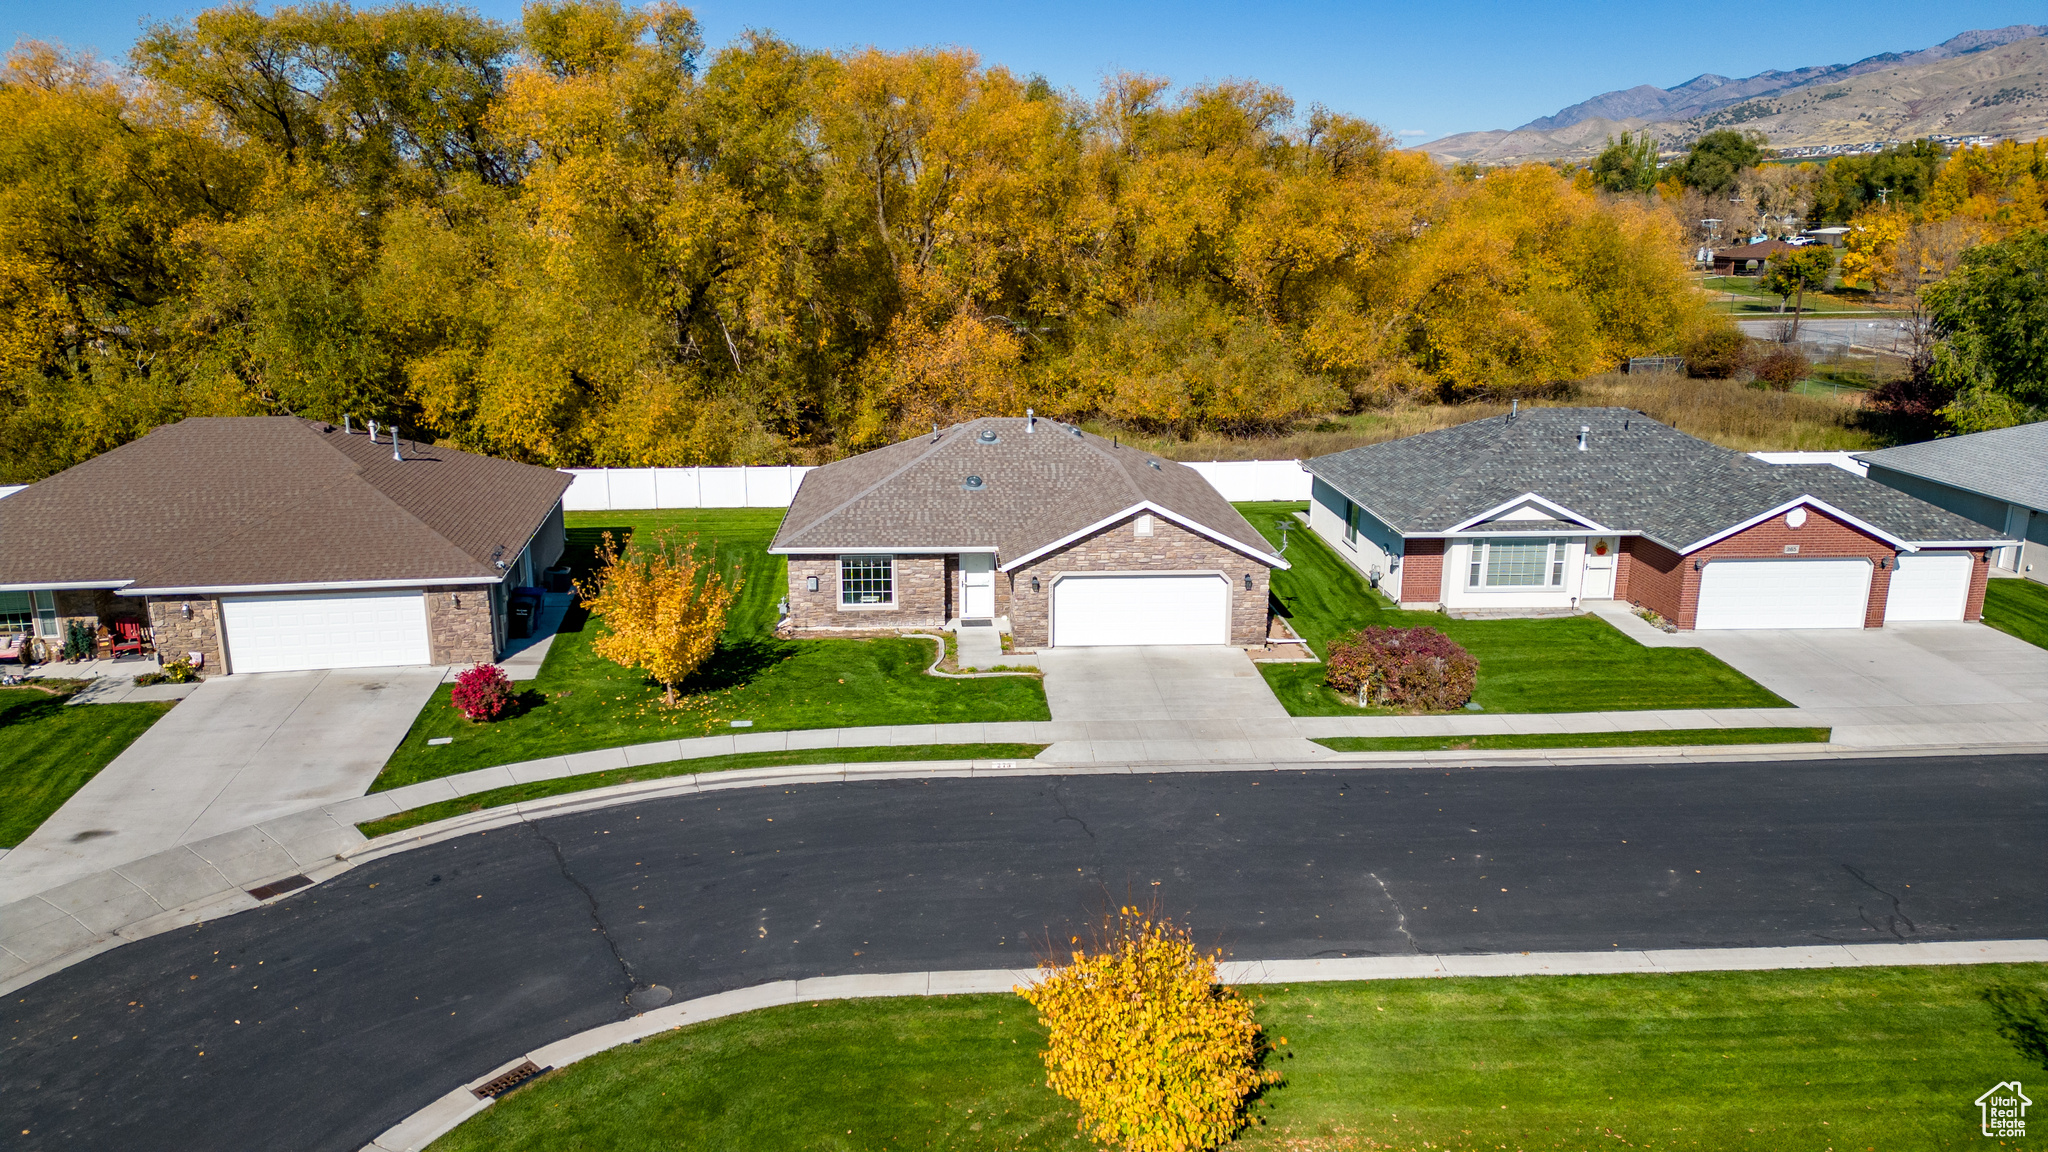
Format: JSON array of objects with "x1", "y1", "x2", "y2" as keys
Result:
[
  {"x1": 1984, "y1": 576, "x2": 2048, "y2": 651},
  {"x1": 1236, "y1": 503, "x2": 1788, "y2": 716},
  {"x1": 431, "y1": 964, "x2": 2048, "y2": 1152},
  {"x1": 0, "y1": 685, "x2": 174, "y2": 847},
  {"x1": 373, "y1": 510, "x2": 1049, "y2": 791},
  {"x1": 358, "y1": 743, "x2": 1047, "y2": 837},
  {"x1": 1314, "y1": 727, "x2": 1830, "y2": 753}
]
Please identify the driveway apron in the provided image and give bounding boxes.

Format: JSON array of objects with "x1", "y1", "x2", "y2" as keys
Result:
[
  {"x1": 1034, "y1": 645, "x2": 1317, "y2": 762},
  {"x1": 1691, "y1": 622, "x2": 2048, "y2": 710},
  {"x1": 0, "y1": 667, "x2": 444, "y2": 903}
]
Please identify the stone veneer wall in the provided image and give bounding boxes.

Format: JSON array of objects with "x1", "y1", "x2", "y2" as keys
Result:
[
  {"x1": 785, "y1": 554, "x2": 948, "y2": 630},
  {"x1": 144, "y1": 596, "x2": 225, "y2": 672},
  {"x1": 1004, "y1": 514, "x2": 1270, "y2": 647},
  {"x1": 424, "y1": 586, "x2": 498, "y2": 666}
]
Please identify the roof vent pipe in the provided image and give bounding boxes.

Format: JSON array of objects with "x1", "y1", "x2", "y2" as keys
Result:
[
  {"x1": 932, "y1": 423, "x2": 940, "y2": 443},
  {"x1": 1026, "y1": 408, "x2": 1035, "y2": 433},
  {"x1": 1511, "y1": 399, "x2": 1518, "y2": 418},
  {"x1": 343, "y1": 414, "x2": 352, "y2": 434},
  {"x1": 392, "y1": 426, "x2": 403, "y2": 462},
  {"x1": 368, "y1": 419, "x2": 378, "y2": 442},
  {"x1": 1578, "y1": 425, "x2": 1590, "y2": 452}
]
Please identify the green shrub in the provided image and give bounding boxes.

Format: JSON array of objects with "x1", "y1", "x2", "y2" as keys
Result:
[
  {"x1": 61, "y1": 620, "x2": 95, "y2": 662},
  {"x1": 1683, "y1": 327, "x2": 1751, "y2": 378},
  {"x1": 1753, "y1": 346, "x2": 1812, "y2": 391}
]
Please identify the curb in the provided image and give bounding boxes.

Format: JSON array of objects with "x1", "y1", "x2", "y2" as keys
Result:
[
  {"x1": 7, "y1": 741, "x2": 2046, "y2": 998},
  {"x1": 359, "y1": 938, "x2": 2048, "y2": 1152}
]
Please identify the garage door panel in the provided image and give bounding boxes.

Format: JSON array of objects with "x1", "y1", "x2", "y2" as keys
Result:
[
  {"x1": 1695, "y1": 559, "x2": 1870, "y2": 630},
  {"x1": 223, "y1": 591, "x2": 433, "y2": 673},
  {"x1": 1051, "y1": 574, "x2": 1229, "y2": 647},
  {"x1": 1884, "y1": 553, "x2": 1972, "y2": 622}
]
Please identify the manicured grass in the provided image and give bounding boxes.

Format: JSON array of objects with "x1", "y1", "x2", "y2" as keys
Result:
[
  {"x1": 431, "y1": 964, "x2": 2047, "y2": 1152},
  {"x1": 1236, "y1": 503, "x2": 1789, "y2": 716},
  {"x1": 374, "y1": 510, "x2": 1049, "y2": 791},
  {"x1": 0, "y1": 686, "x2": 173, "y2": 847},
  {"x1": 1983, "y1": 576, "x2": 2048, "y2": 651},
  {"x1": 357, "y1": 743, "x2": 1047, "y2": 837},
  {"x1": 1314, "y1": 727, "x2": 1830, "y2": 753}
]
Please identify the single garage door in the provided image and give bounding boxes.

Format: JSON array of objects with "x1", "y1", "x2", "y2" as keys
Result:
[
  {"x1": 1885, "y1": 552, "x2": 1973, "y2": 622},
  {"x1": 222, "y1": 590, "x2": 433, "y2": 673},
  {"x1": 1695, "y1": 558, "x2": 1871, "y2": 630},
  {"x1": 1050, "y1": 573, "x2": 1229, "y2": 647}
]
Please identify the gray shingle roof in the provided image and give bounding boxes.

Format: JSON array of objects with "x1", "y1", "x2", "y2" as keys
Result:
[
  {"x1": 1855, "y1": 420, "x2": 2048, "y2": 513},
  {"x1": 769, "y1": 417, "x2": 1283, "y2": 567},
  {"x1": 1306, "y1": 407, "x2": 2009, "y2": 551},
  {"x1": 0, "y1": 417, "x2": 570, "y2": 590}
]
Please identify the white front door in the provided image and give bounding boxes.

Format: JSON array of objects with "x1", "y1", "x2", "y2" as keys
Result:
[
  {"x1": 1695, "y1": 559, "x2": 1871, "y2": 630},
  {"x1": 221, "y1": 590, "x2": 433, "y2": 673},
  {"x1": 1581, "y1": 537, "x2": 1616, "y2": 598},
  {"x1": 1050, "y1": 573, "x2": 1229, "y2": 646},
  {"x1": 1885, "y1": 552, "x2": 1973, "y2": 621},
  {"x1": 961, "y1": 553, "x2": 995, "y2": 619}
]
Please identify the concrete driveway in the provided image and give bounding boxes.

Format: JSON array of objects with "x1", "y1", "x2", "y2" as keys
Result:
[
  {"x1": 1033, "y1": 646, "x2": 1320, "y2": 762},
  {"x1": 1690, "y1": 623, "x2": 2048, "y2": 710},
  {"x1": 0, "y1": 666, "x2": 444, "y2": 903}
]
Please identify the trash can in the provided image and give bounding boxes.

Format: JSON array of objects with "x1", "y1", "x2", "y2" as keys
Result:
[
  {"x1": 508, "y1": 591, "x2": 542, "y2": 640},
  {"x1": 544, "y1": 566, "x2": 574, "y2": 594}
]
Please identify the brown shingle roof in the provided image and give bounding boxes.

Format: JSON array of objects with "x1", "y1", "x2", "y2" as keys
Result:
[
  {"x1": 0, "y1": 417, "x2": 570, "y2": 591},
  {"x1": 769, "y1": 417, "x2": 1285, "y2": 568}
]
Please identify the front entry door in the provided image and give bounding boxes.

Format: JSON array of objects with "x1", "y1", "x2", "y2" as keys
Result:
[
  {"x1": 961, "y1": 553, "x2": 995, "y2": 619},
  {"x1": 1581, "y1": 538, "x2": 1615, "y2": 599}
]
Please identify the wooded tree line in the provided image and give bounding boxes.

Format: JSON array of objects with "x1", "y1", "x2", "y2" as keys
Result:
[{"x1": 0, "y1": 1, "x2": 1711, "y2": 482}]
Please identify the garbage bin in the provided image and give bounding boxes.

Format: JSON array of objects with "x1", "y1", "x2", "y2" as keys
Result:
[
  {"x1": 508, "y1": 591, "x2": 542, "y2": 640},
  {"x1": 544, "y1": 566, "x2": 574, "y2": 594}
]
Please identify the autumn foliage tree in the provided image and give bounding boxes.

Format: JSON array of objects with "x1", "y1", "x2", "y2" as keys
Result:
[
  {"x1": 1018, "y1": 907, "x2": 1279, "y2": 1152},
  {"x1": 578, "y1": 529, "x2": 738, "y2": 704}
]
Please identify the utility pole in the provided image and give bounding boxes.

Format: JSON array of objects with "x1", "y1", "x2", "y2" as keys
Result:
[{"x1": 1877, "y1": 187, "x2": 1891, "y2": 206}]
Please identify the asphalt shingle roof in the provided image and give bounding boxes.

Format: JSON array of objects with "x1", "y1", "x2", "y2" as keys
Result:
[
  {"x1": 1856, "y1": 420, "x2": 2048, "y2": 514},
  {"x1": 1305, "y1": 407, "x2": 2008, "y2": 550},
  {"x1": 769, "y1": 417, "x2": 1282, "y2": 567},
  {"x1": 0, "y1": 417, "x2": 571, "y2": 590}
]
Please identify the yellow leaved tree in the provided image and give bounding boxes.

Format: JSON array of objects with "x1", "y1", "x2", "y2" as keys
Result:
[
  {"x1": 578, "y1": 530, "x2": 738, "y2": 705},
  {"x1": 1018, "y1": 907, "x2": 1279, "y2": 1152}
]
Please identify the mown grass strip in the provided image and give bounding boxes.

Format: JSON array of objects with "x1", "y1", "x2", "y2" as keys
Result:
[
  {"x1": 0, "y1": 686, "x2": 175, "y2": 847},
  {"x1": 357, "y1": 743, "x2": 1048, "y2": 838},
  {"x1": 1983, "y1": 576, "x2": 2048, "y2": 651},
  {"x1": 429, "y1": 963, "x2": 2048, "y2": 1152},
  {"x1": 1313, "y1": 727, "x2": 1831, "y2": 753}
]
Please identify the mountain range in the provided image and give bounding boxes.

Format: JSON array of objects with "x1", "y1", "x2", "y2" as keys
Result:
[{"x1": 1422, "y1": 25, "x2": 2048, "y2": 164}]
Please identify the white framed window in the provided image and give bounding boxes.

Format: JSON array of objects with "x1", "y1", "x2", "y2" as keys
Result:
[
  {"x1": 0, "y1": 590, "x2": 55, "y2": 636},
  {"x1": 1467, "y1": 538, "x2": 1567, "y2": 589},
  {"x1": 840, "y1": 556, "x2": 895, "y2": 606},
  {"x1": 1344, "y1": 502, "x2": 1360, "y2": 545}
]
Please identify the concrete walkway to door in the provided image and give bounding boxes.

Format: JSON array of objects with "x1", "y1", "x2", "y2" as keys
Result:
[
  {"x1": 0, "y1": 666, "x2": 446, "y2": 903},
  {"x1": 1034, "y1": 646, "x2": 1326, "y2": 763}
]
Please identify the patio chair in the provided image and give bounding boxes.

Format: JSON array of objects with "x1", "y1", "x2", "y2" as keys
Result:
[
  {"x1": 0, "y1": 633, "x2": 23, "y2": 665},
  {"x1": 110, "y1": 619, "x2": 152, "y2": 660}
]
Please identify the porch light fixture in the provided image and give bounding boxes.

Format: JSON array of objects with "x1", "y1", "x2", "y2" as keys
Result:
[
  {"x1": 806, "y1": 575, "x2": 820, "y2": 592},
  {"x1": 181, "y1": 602, "x2": 192, "y2": 620},
  {"x1": 1244, "y1": 573, "x2": 1254, "y2": 590},
  {"x1": 453, "y1": 593, "x2": 461, "y2": 608},
  {"x1": 1030, "y1": 576, "x2": 1041, "y2": 593},
  {"x1": 1692, "y1": 558, "x2": 1704, "y2": 570}
]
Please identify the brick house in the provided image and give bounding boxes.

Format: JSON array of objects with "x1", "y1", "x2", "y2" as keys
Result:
[
  {"x1": 1304, "y1": 407, "x2": 2010, "y2": 631},
  {"x1": 769, "y1": 416, "x2": 1288, "y2": 647},
  {"x1": 0, "y1": 416, "x2": 569, "y2": 672}
]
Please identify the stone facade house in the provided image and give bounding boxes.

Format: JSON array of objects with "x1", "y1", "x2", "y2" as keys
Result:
[
  {"x1": 769, "y1": 417, "x2": 1288, "y2": 648},
  {"x1": 1304, "y1": 407, "x2": 2010, "y2": 631},
  {"x1": 0, "y1": 416, "x2": 569, "y2": 673}
]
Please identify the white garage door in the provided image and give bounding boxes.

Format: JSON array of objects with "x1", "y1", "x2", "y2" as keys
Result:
[
  {"x1": 1695, "y1": 559, "x2": 1871, "y2": 630},
  {"x1": 1050, "y1": 573, "x2": 1229, "y2": 647},
  {"x1": 222, "y1": 591, "x2": 432, "y2": 673},
  {"x1": 1885, "y1": 552, "x2": 1973, "y2": 622}
]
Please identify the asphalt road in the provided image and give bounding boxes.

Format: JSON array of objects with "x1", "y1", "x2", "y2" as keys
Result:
[{"x1": 7, "y1": 753, "x2": 2045, "y2": 1152}]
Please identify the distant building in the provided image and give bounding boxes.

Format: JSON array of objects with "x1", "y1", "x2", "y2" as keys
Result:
[
  {"x1": 1710, "y1": 239, "x2": 1798, "y2": 275},
  {"x1": 1801, "y1": 226, "x2": 1851, "y2": 248}
]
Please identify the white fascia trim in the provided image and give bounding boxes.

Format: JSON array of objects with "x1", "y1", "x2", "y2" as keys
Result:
[
  {"x1": 1678, "y1": 496, "x2": 1912, "y2": 554},
  {"x1": 1906, "y1": 539, "x2": 2013, "y2": 549},
  {"x1": 0, "y1": 580, "x2": 132, "y2": 592},
  {"x1": 999, "y1": 502, "x2": 1289, "y2": 572},
  {"x1": 117, "y1": 577, "x2": 501, "y2": 596},
  {"x1": 766, "y1": 546, "x2": 999, "y2": 556},
  {"x1": 1415, "y1": 529, "x2": 1627, "y2": 539},
  {"x1": 1447, "y1": 492, "x2": 1610, "y2": 534}
]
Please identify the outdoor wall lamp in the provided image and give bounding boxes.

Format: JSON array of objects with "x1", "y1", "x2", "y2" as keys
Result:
[
  {"x1": 1244, "y1": 573, "x2": 1254, "y2": 590},
  {"x1": 1692, "y1": 558, "x2": 1704, "y2": 570},
  {"x1": 453, "y1": 593, "x2": 461, "y2": 608},
  {"x1": 1030, "y1": 576, "x2": 1041, "y2": 593},
  {"x1": 806, "y1": 575, "x2": 819, "y2": 592},
  {"x1": 181, "y1": 602, "x2": 192, "y2": 620}
]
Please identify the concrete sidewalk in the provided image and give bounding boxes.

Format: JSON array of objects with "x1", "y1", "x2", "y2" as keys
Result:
[{"x1": 0, "y1": 666, "x2": 445, "y2": 904}]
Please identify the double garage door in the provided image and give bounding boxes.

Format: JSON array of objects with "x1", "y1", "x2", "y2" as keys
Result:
[
  {"x1": 1050, "y1": 573, "x2": 1229, "y2": 646},
  {"x1": 1694, "y1": 553, "x2": 1972, "y2": 630},
  {"x1": 222, "y1": 591, "x2": 433, "y2": 674}
]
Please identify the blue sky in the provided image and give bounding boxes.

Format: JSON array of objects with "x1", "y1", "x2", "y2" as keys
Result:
[{"x1": 5, "y1": 1, "x2": 2041, "y2": 140}]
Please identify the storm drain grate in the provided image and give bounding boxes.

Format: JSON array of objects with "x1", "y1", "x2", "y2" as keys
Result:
[
  {"x1": 245, "y1": 875, "x2": 312, "y2": 900},
  {"x1": 472, "y1": 1060, "x2": 545, "y2": 1099}
]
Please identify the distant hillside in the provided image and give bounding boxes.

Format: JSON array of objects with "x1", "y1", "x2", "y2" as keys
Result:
[{"x1": 1425, "y1": 25, "x2": 2048, "y2": 164}]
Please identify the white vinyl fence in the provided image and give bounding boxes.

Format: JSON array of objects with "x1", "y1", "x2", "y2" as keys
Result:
[{"x1": 558, "y1": 459, "x2": 1312, "y2": 511}]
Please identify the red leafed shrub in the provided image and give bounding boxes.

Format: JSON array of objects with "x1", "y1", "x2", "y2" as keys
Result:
[
  {"x1": 451, "y1": 663, "x2": 515, "y2": 722},
  {"x1": 1323, "y1": 626, "x2": 1478, "y2": 712}
]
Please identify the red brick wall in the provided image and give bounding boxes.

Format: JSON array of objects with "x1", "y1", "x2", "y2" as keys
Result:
[
  {"x1": 1006, "y1": 514, "x2": 1270, "y2": 647},
  {"x1": 1962, "y1": 550, "x2": 1991, "y2": 621},
  {"x1": 1624, "y1": 537, "x2": 1685, "y2": 624},
  {"x1": 1397, "y1": 539, "x2": 1444, "y2": 607},
  {"x1": 785, "y1": 554, "x2": 948, "y2": 629},
  {"x1": 1612, "y1": 546, "x2": 1635, "y2": 601},
  {"x1": 1686, "y1": 506, "x2": 1895, "y2": 629}
]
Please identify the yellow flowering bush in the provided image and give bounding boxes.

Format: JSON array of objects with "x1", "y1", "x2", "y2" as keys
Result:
[{"x1": 1017, "y1": 908, "x2": 1279, "y2": 1152}]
